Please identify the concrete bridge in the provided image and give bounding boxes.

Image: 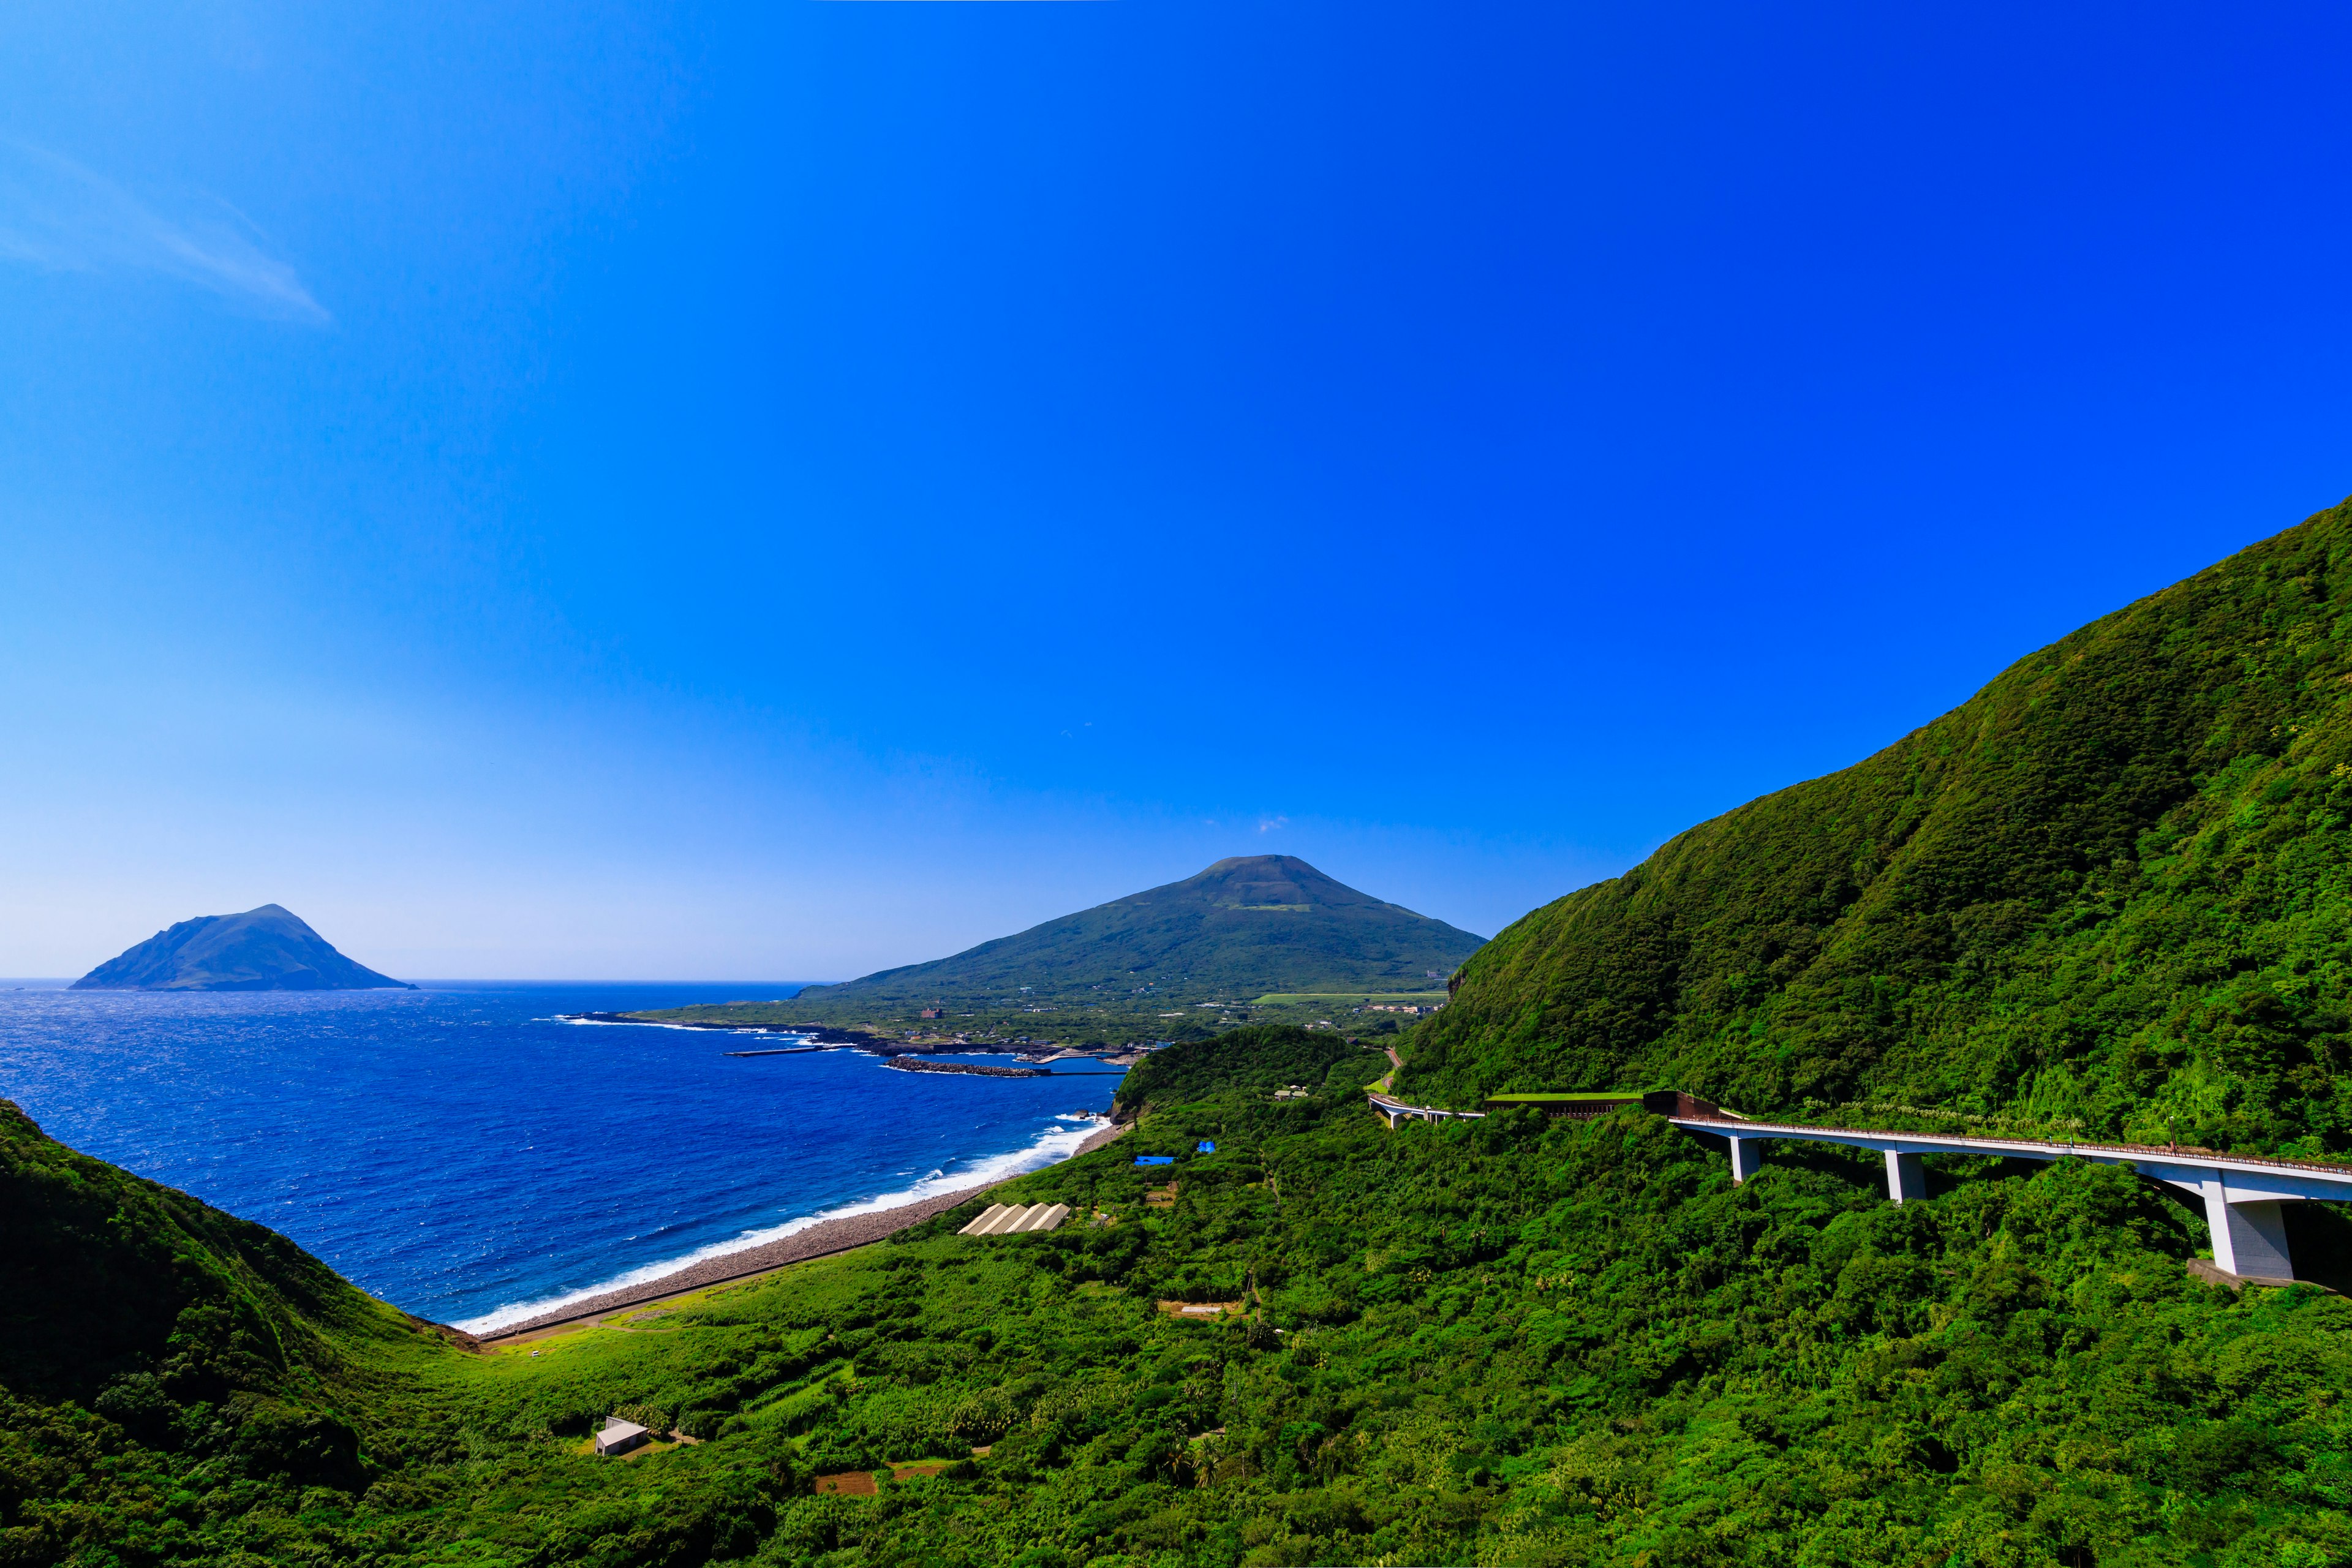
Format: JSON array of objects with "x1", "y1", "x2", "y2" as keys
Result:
[
  {"x1": 1672, "y1": 1114, "x2": 2352, "y2": 1287},
  {"x1": 1366, "y1": 1091, "x2": 1486, "y2": 1128},
  {"x1": 1366, "y1": 1088, "x2": 2352, "y2": 1286}
]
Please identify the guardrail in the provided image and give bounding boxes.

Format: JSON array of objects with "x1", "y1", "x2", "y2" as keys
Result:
[
  {"x1": 1365, "y1": 1091, "x2": 1485, "y2": 1126},
  {"x1": 1672, "y1": 1116, "x2": 2352, "y2": 1183}
]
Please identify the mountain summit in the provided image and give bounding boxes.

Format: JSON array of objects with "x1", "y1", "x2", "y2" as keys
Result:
[
  {"x1": 803, "y1": 854, "x2": 1483, "y2": 1002},
  {"x1": 73, "y1": 905, "x2": 413, "y2": 992}
]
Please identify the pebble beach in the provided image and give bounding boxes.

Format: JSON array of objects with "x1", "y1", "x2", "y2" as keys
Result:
[{"x1": 478, "y1": 1119, "x2": 1129, "y2": 1340}]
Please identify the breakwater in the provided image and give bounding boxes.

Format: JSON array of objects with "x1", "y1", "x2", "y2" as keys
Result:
[
  {"x1": 887, "y1": 1057, "x2": 1049, "y2": 1079},
  {"x1": 562, "y1": 1012, "x2": 1055, "y2": 1061},
  {"x1": 563, "y1": 1012, "x2": 901, "y2": 1050}
]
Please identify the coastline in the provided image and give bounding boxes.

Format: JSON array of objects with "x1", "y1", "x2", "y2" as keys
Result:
[
  {"x1": 564, "y1": 1012, "x2": 910, "y2": 1052},
  {"x1": 564, "y1": 1020, "x2": 1105, "y2": 1067},
  {"x1": 562, "y1": 1012, "x2": 1141, "y2": 1065},
  {"x1": 473, "y1": 1119, "x2": 1129, "y2": 1343}
]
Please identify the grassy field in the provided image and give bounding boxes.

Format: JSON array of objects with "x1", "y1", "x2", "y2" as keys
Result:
[
  {"x1": 1248, "y1": 993, "x2": 1446, "y2": 1006},
  {"x1": 631, "y1": 990, "x2": 1439, "y2": 1049}
]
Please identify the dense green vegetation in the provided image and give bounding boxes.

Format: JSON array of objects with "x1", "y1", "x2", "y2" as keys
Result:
[
  {"x1": 0, "y1": 1095, "x2": 812, "y2": 1564},
  {"x1": 1406, "y1": 499, "x2": 2352, "y2": 1156},
  {"x1": 1113, "y1": 1024, "x2": 1382, "y2": 1116},
  {"x1": 18, "y1": 1020, "x2": 2352, "y2": 1567},
  {"x1": 637, "y1": 856, "x2": 1479, "y2": 1045},
  {"x1": 636, "y1": 992, "x2": 1349, "y2": 1054},
  {"x1": 31, "y1": 514, "x2": 2352, "y2": 1564}
]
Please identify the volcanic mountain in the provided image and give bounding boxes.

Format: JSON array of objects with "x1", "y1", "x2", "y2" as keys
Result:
[
  {"x1": 801, "y1": 854, "x2": 1483, "y2": 1003},
  {"x1": 72, "y1": 905, "x2": 414, "y2": 992}
]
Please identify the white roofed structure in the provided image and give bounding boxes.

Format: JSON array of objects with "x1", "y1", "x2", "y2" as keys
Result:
[
  {"x1": 594, "y1": 1418, "x2": 650, "y2": 1456},
  {"x1": 957, "y1": 1202, "x2": 1071, "y2": 1237}
]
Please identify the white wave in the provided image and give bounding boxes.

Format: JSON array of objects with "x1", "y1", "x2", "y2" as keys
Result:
[
  {"x1": 453, "y1": 1115, "x2": 1105, "y2": 1334},
  {"x1": 550, "y1": 1015, "x2": 815, "y2": 1042}
]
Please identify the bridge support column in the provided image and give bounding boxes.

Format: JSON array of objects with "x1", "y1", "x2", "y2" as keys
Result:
[
  {"x1": 1885, "y1": 1150, "x2": 1927, "y2": 1204},
  {"x1": 1728, "y1": 1136, "x2": 1761, "y2": 1184},
  {"x1": 2205, "y1": 1180, "x2": 2294, "y2": 1283}
]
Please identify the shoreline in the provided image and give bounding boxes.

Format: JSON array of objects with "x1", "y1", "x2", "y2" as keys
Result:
[
  {"x1": 564, "y1": 1013, "x2": 913, "y2": 1052},
  {"x1": 562, "y1": 1012, "x2": 1142, "y2": 1065},
  {"x1": 472, "y1": 1119, "x2": 1129, "y2": 1343}
]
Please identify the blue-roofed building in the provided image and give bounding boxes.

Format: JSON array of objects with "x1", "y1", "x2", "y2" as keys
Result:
[
  {"x1": 1134, "y1": 1155, "x2": 1175, "y2": 1166},
  {"x1": 1197, "y1": 1140, "x2": 1216, "y2": 1153}
]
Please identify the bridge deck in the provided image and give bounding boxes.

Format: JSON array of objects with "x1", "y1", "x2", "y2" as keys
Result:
[
  {"x1": 1365, "y1": 1088, "x2": 2352, "y2": 1284},
  {"x1": 1668, "y1": 1116, "x2": 2352, "y2": 1191}
]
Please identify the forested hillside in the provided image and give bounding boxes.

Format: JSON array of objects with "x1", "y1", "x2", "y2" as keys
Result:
[
  {"x1": 1113, "y1": 1023, "x2": 1384, "y2": 1116},
  {"x1": 0, "y1": 1098, "x2": 804, "y2": 1564},
  {"x1": 1401, "y1": 499, "x2": 2352, "y2": 1156},
  {"x1": 13, "y1": 1036, "x2": 2352, "y2": 1565}
]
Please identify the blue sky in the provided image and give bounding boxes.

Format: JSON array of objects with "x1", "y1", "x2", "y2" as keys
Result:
[{"x1": 5, "y1": 0, "x2": 2351, "y2": 979}]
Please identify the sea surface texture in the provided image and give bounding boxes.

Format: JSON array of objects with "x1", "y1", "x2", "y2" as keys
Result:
[{"x1": 0, "y1": 982, "x2": 1121, "y2": 1331}]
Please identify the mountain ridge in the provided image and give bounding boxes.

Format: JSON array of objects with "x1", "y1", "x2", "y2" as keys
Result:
[
  {"x1": 73, "y1": 903, "x2": 414, "y2": 992},
  {"x1": 1400, "y1": 496, "x2": 2352, "y2": 1157},
  {"x1": 799, "y1": 853, "x2": 1483, "y2": 1003}
]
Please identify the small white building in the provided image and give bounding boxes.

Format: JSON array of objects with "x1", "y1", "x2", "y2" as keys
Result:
[{"x1": 595, "y1": 1417, "x2": 651, "y2": 1457}]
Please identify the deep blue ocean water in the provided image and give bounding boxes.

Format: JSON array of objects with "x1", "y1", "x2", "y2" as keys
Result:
[{"x1": 0, "y1": 981, "x2": 1123, "y2": 1332}]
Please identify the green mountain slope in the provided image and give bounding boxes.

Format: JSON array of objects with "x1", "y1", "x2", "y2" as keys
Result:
[
  {"x1": 0, "y1": 1098, "x2": 809, "y2": 1565},
  {"x1": 0, "y1": 1096, "x2": 434, "y2": 1560},
  {"x1": 1399, "y1": 497, "x2": 2352, "y2": 1155},
  {"x1": 73, "y1": 903, "x2": 413, "y2": 991},
  {"x1": 1112, "y1": 1023, "x2": 1385, "y2": 1117},
  {"x1": 802, "y1": 855, "x2": 1483, "y2": 1003}
]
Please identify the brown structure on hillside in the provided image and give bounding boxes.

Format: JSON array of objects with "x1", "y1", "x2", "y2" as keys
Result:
[{"x1": 1480, "y1": 1090, "x2": 1723, "y2": 1120}]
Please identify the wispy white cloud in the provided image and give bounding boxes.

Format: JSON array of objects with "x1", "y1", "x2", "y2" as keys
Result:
[
  {"x1": 0, "y1": 140, "x2": 328, "y2": 323},
  {"x1": 1257, "y1": 814, "x2": 1289, "y2": 834}
]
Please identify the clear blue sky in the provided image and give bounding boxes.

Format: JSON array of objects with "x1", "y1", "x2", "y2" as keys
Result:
[{"x1": 5, "y1": 0, "x2": 2350, "y2": 980}]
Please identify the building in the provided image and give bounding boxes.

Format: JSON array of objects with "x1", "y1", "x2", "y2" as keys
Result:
[
  {"x1": 919, "y1": 1008, "x2": 945, "y2": 1020},
  {"x1": 595, "y1": 1417, "x2": 650, "y2": 1457},
  {"x1": 958, "y1": 1202, "x2": 1072, "y2": 1235}
]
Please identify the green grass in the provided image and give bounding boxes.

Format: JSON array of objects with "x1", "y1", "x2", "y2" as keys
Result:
[
  {"x1": 1249, "y1": 992, "x2": 1446, "y2": 1005},
  {"x1": 1480, "y1": 1091, "x2": 1642, "y2": 1102}
]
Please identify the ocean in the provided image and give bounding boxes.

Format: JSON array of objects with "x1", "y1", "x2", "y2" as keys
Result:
[{"x1": 0, "y1": 981, "x2": 1123, "y2": 1332}]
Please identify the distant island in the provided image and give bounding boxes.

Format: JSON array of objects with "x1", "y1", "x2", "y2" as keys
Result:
[
  {"x1": 630, "y1": 853, "x2": 1483, "y2": 1045},
  {"x1": 72, "y1": 904, "x2": 415, "y2": 992}
]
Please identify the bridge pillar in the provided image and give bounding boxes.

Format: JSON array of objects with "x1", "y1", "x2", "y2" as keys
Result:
[
  {"x1": 2205, "y1": 1180, "x2": 2294, "y2": 1283},
  {"x1": 1885, "y1": 1150, "x2": 1927, "y2": 1204},
  {"x1": 1728, "y1": 1136, "x2": 1761, "y2": 1184}
]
